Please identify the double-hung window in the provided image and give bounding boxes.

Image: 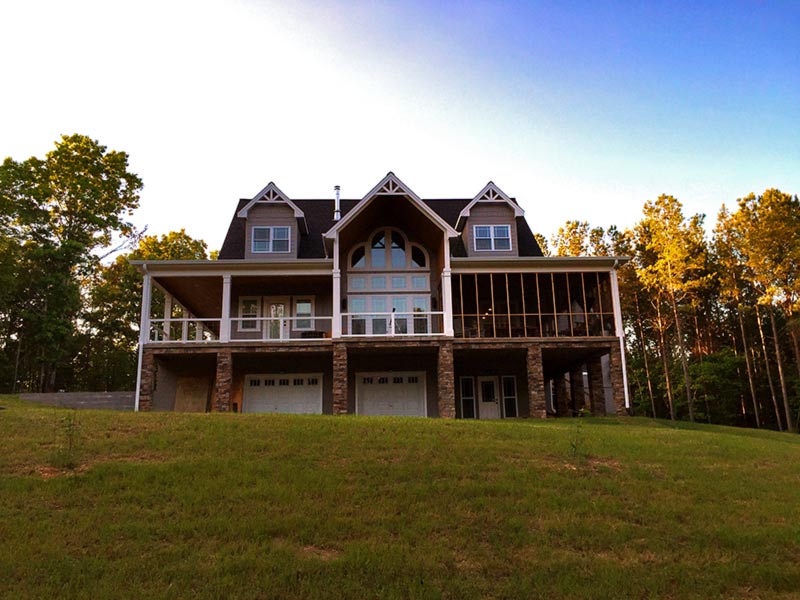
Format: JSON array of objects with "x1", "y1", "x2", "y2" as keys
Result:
[
  {"x1": 474, "y1": 225, "x2": 511, "y2": 251},
  {"x1": 294, "y1": 298, "x2": 314, "y2": 330},
  {"x1": 252, "y1": 226, "x2": 290, "y2": 253}
]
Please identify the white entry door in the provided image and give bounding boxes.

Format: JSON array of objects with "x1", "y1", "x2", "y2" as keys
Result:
[
  {"x1": 242, "y1": 373, "x2": 323, "y2": 414},
  {"x1": 263, "y1": 297, "x2": 290, "y2": 340},
  {"x1": 356, "y1": 371, "x2": 426, "y2": 416},
  {"x1": 477, "y1": 376, "x2": 502, "y2": 419}
]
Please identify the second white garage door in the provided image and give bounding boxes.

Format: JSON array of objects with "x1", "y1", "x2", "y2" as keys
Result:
[
  {"x1": 242, "y1": 373, "x2": 323, "y2": 414},
  {"x1": 356, "y1": 371, "x2": 426, "y2": 417}
]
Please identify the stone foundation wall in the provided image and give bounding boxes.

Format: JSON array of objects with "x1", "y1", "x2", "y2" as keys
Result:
[
  {"x1": 214, "y1": 350, "x2": 233, "y2": 412},
  {"x1": 332, "y1": 343, "x2": 348, "y2": 415},
  {"x1": 437, "y1": 341, "x2": 455, "y2": 419}
]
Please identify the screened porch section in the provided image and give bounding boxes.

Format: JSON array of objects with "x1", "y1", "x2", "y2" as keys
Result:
[{"x1": 452, "y1": 272, "x2": 616, "y2": 338}]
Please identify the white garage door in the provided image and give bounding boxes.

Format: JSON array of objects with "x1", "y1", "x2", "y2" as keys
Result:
[
  {"x1": 356, "y1": 371, "x2": 426, "y2": 417},
  {"x1": 242, "y1": 373, "x2": 323, "y2": 414}
]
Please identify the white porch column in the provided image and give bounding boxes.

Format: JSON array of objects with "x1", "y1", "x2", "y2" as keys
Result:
[
  {"x1": 332, "y1": 235, "x2": 342, "y2": 338},
  {"x1": 441, "y1": 237, "x2": 454, "y2": 336},
  {"x1": 220, "y1": 274, "x2": 232, "y2": 342},
  {"x1": 134, "y1": 271, "x2": 152, "y2": 412},
  {"x1": 610, "y1": 268, "x2": 630, "y2": 409},
  {"x1": 163, "y1": 293, "x2": 172, "y2": 341}
]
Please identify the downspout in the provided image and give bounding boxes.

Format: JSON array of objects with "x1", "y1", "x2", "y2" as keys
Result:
[{"x1": 610, "y1": 264, "x2": 631, "y2": 411}]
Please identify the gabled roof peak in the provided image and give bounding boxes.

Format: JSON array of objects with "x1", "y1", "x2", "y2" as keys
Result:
[
  {"x1": 457, "y1": 182, "x2": 524, "y2": 227},
  {"x1": 237, "y1": 181, "x2": 305, "y2": 219},
  {"x1": 323, "y1": 172, "x2": 458, "y2": 239}
]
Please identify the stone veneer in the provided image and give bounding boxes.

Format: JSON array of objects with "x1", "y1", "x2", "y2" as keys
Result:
[
  {"x1": 138, "y1": 348, "x2": 155, "y2": 412},
  {"x1": 214, "y1": 350, "x2": 233, "y2": 412},
  {"x1": 608, "y1": 342, "x2": 627, "y2": 415},
  {"x1": 437, "y1": 341, "x2": 456, "y2": 418},
  {"x1": 526, "y1": 345, "x2": 547, "y2": 418},
  {"x1": 587, "y1": 355, "x2": 605, "y2": 416},
  {"x1": 332, "y1": 342, "x2": 348, "y2": 414}
]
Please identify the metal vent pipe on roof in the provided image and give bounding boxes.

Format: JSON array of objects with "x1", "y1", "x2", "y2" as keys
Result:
[{"x1": 334, "y1": 185, "x2": 341, "y2": 221}]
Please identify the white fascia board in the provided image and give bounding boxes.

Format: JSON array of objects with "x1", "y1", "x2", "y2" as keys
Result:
[
  {"x1": 456, "y1": 182, "x2": 524, "y2": 229},
  {"x1": 451, "y1": 256, "x2": 630, "y2": 273},
  {"x1": 129, "y1": 259, "x2": 333, "y2": 277},
  {"x1": 323, "y1": 172, "x2": 458, "y2": 239},
  {"x1": 236, "y1": 182, "x2": 305, "y2": 218}
]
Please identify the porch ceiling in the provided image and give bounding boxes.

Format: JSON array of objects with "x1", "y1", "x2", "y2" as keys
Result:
[{"x1": 156, "y1": 276, "x2": 222, "y2": 319}]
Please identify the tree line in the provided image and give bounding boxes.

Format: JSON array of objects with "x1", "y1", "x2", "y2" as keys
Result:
[
  {"x1": 1, "y1": 135, "x2": 798, "y2": 432},
  {"x1": 541, "y1": 191, "x2": 800, "y2": 432}
]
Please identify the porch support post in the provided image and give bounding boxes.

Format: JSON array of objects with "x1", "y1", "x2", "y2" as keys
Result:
[
  {"x1": 610, "y1": 268, "x2": 630, "y2": 410},
  {"x1": 163, "y1": 293, "x2": 172, "y2": 340},
  {"x1": 442, "y1": 240, "x2": 454, "y2": 336},
  {"x1": 137, "y1": 348, "x2": 155, "y2": 412},
  {"x1": 437, "y1": 341, "x2": 456, "y2": 418},
  {"x1": 570, "y1": 366, "x2": 587, "y2": 413},
  {"x1": 220, "y1": 274, "x2": 232, "y2": 342},
  {"x1": 134, "y1": 271, "x2": 152, "y2": 412},
  {"x1": 608, "y1": 344, "x2": 627, "y2": 416},
  {"x1": 332, "y1": 235, "x2": 342, "y2": 338},
  {"x1": 526, "y1": 345, "x2": 547, "y2": 418},
  {"x1": 332, "y1": 342, "x2": 348, "y2": 414},
  {"x1": 587, "y1": 355, "x2": 605, "y2": 416},
  {"x1": 214, "y1": 350, "x2": 233, "y2": 412}
]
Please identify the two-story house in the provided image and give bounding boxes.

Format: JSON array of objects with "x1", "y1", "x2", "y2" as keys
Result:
[{"x1": 133, "y1": 173, "x2": 629, "y2": 418}]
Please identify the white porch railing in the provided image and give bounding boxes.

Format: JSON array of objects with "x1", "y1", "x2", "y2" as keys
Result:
[
  {"x1": 229, "y1": 316, "x2": 332, "y2": 341},
  {"x1": 341, "y1": 311, "x2": 445, "y2": 337},
  {"x1": 147, "y1": 316, "x2": 332, "y2": 343},
  {"x1": 147, "y1": 313, "x2": 446, "y2": 343},
  {"x1": 149, "y1": 318, "x2": 221, "y2": 342}
]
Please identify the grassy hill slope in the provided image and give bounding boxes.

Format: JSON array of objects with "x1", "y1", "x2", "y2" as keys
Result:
[{"x1": 1, "y1": 395, "x2": 799, "y2": 599}]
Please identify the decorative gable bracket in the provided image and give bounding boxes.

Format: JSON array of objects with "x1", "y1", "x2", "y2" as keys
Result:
[
  {"x1": 237, "y1": 181, "x2": 308, "y2": 235},
  {"x1": 324, "y1": 172, "x2": 458, "y2": 239},
  {"x1": 456, "y1": 182, "x2": 524, "y2": 229}
]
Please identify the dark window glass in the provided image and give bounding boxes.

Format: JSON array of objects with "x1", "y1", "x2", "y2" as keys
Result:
[
  {"x1": 391, "y1": 232, "x2": 406, "y2": 268},
  {"x1": 351, "y1": 246, "x2": 366, "y2": 268},
  {"x1": 371, "y1": 233, "x2": 386, "y2": 268},
  {"x1": 411, "y1": 246, "x2": 426, "y2": 268}
]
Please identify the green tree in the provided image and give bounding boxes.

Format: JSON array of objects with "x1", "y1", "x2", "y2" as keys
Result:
[
  {"x1": 80, "y1": 230, "x2": 208, "y2": 390},
  {"x1": 0, "y1": 134, "x2": 142, "y2": 391},
  {"x1": 734, "y1": 189, "x2": 800, "y2": 431},
  {"x1": 635, "y1": 195, "x2": 712, "y2": 422}
]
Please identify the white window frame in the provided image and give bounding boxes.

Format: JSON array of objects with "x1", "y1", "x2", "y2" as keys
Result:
[
  {"x1": 473, "y1": 224, "x2": 512, "y2": 252},
  {"x1": 252, "y1": 226, "x2": 291, "y2": 254},
  {"x1": 459, "y1": 376, "x2": 477, "y2": 419},
  {"x1": 293, "y1": 297, "x2": 315, "y2": 331},
  {"x1": 501, "y1": 375, "x2": 519, "y2": 418},
  {"x1": 238, "y1": 296, "x2": 262, "y2": 332}
]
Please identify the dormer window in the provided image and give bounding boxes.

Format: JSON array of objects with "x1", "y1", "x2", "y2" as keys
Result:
[
  {"x1": 474, "y1": 225, "x2": 511, "y2": 251},
  {"x1": 252, "y1": 226, "x2": 290, "y2": 253}
]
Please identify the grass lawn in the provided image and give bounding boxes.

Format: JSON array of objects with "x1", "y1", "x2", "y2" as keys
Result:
[{"x1": 1, "y1": 395, "x2": 799, "y2": 599}]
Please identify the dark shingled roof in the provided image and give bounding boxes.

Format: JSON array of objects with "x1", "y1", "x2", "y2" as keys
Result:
[{"x1": 218, "y1": 197, "x2": 543, "y2": 259}]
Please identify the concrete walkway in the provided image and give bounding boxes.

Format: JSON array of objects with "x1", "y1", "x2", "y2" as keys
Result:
[{"x1": 19, "y1": 391, "x2": 135, "y2": 411}]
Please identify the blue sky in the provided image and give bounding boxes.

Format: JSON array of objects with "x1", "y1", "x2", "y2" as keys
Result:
[{"x1": 1, "y1": 0, "x2": 797, "y2": 251}]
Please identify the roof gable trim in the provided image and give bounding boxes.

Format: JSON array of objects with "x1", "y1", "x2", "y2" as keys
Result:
[
  {"x1": 457, "y1": 182, "x2": 524, "y2": 228},
  {"x1": 324, "y1": 172, "x2": 458, "y2": 238},
  {"x1": 237, "y1": 182, "x2": 305, "y2": 219}
]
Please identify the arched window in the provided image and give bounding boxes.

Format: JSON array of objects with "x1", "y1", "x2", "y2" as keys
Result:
[
  {"x1": 411, "y1": 245, "x2": 426, "y2": 268},
  {"x1": 391, "y1": 231, "x2": 406, "y2": 268},
  {"x1": 371, "y1": 233, "x2": 386, "y2": 268},
  {"x1": 351, "y1": 246, "x2": 366, "y2": 268},
  {"x1": 348, "y1": 228, "x2": 429, "y2": 271}
]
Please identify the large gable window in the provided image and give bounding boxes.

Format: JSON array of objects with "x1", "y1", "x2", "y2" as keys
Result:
[
  {"x1": 349, "y1": 228, "x2": 428, "y2": 271},
  {"x1": 474, "y1": 225, "x2": 511, "y2": 251},
  {"x1": 252, "y1": 226, "x2": 290, "y2": 253}
]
